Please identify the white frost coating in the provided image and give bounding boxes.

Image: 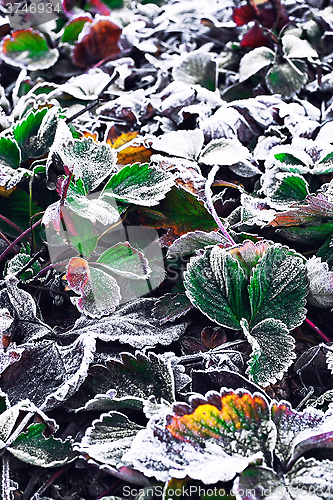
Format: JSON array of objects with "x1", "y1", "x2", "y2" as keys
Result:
[
  {"x1": 5, "y1": 276, "x2": 37, "y2": 319},
  {"x1": 70, "y1": 298, "x2": 188, "y2": 348},
  {"x1": 305, "y1": 257, "x2": 333, "y2": 308},
  {"x1": 198, "y1": 138, "x2": 250, "y2": 166},
  {"x1": 122, "y1": 420, "x2": 263, "y2": 484},
  {"x1": 54, "y1": 69, "x2": 112, "y2": 101},
  {"x1": 40, "y1": 333, "x2": 96, "y2": 411},
  {"x1": 151, "y1": 129, "x2": 204, "y2": 160}
]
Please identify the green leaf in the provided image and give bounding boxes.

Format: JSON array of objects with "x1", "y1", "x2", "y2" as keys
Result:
[
  {"x1": 4, "y1": 252, "x2": 41, "y2": 282},
  {"x1": 61, "y1": 211, "x2": 99, "y2": 257},
  {"x1": 273, "y1": 152, "x2": 310, "y2": 174},
  {"x1": 138, "y1": 187, "x2": 218, "y2": 238},
  {"x1": 102, "y1": 163, "x2": 174, "y2": 207},
  {"x1": 241, "y1": 318, "x2": 296, "y2": 386},
  {"x1": 183, "y1": 245, "x2": 251, "y2": 330},
  {"x1": 58, "y1": 138, "x2": 118, "y2": 192},
  {"x1": 61, "y1": 17, "x2": 92, "y2": 44},
  {"x1": 239, "y1": 46, "x2": 275, "y2": 82},
  {"x1": 265, "y1": 59, "x2": 308, "y2": 98},
  {"x1": 9, "y1": 423, "x2": 76, "y2": 467},
  {"x1": 96, "y1": 242, "x2": 150, "y2": 279},
  {"x1": 313, "y1": 151, "x2": 333, "y2": 174},
  {"x1": 268, "y1": 173, "x2": 309, "y2": 208},
  {"x1": 13, "y1": 107, "x2": 51, "y2": 162},
  {"x1": 67, "y1": 351, "x2": 175, "y2": 412},
  {"x1": 172, "y1": 50, "x2": 217, "y2": 91},
  {"x1": 0, "y1": 29, "x2": 59, "y2": 70},
  {"x1": 198, "y1": 138, "x2": 250, "y2": 166},
  {"x1": 66, "y1": 178, "x2": 120, "y2": 226},
  {"x1": 76, "y1": 411, "x2": 144, "y2": 467},
  {"x1": 248, "y1": 245, "x2": 308, "y2": 330},
  {"x1": 0, "y1": 136, "x2": 21, "y2": 169},
  {"x1": 152, "y1": 293, "x2": 192, "y2": 324}
]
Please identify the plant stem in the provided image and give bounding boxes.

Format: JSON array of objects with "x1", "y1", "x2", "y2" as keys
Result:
[
  {"x1": 305, "y1": 318, "x2": 331, "y2": 343},
  {"x1": 0, "y1": 219, "x2": 42, "y2": 264},
  {"x1": 0, "y1": 215, "x2": 27, "y2": 238},
  {"x1": 205, "y1": 164, "x2": 236, "y2": 246},
  {"x1": 32, "y1": 466, "x2": 67, "y2": 498},
  {"x1": 1, "y1": 456, "x2": 10, "y2": 500}
]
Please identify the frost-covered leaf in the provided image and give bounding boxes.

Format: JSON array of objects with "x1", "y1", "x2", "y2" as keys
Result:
[
  {"x1": 268, "y1": 193, "x2": 333, "y2": 228},
  {"x1": 313, "y1": 152, "x2": 333, "y2": 175},
  {"x1": 0, "y1": 277, "x2": 50, "y2": 343},
  {"x1": 235, "y1": 458, "x2": 333, "y2": 499},
  {"x1": 268, "y1": 173, "x2": 309, "y2": 209},
  {"x1": 151, "y1": 130, "x2": 204, "y2": 161},
  {"x1": 198, "y1": 138, "x2": 250, "y2": 166},
  {"x1": 166, "y1": 230, "x2": 230, "y2": 259},
  {"x1": 306, "y1": 257, "x2": 333, "y2": 308},
  {"x1": 248, "y1": 245, "x2": 308, "y2": 330},
  {"x1": 172, "y1": 51, "x2": 217, "y2": 91},
  {"x1": 270, "y1": 148, "x2": 312, "y2": 175},
  {"x1": 233, "y1": 466, "x2": 285, "y2": 500},
  {"x1": 282, "y1": 35, "x2": 318, "y2": 62},
  {"x1": 4, "y1": 251, "x2": 41, "y2": 282},
  {"x1": 102, "y1": 163, "x2": 174, "y2": 207},
  {"x1": 183, "y1": 245, "x2": 251, "y2": 330},
  {"x1": 9, "y1": 423, "x2": 76, "y2": 467},
  {"x1": 0, "y1": 29, "x2": 59, "y2": 70},
  {"x1": 61, "y1": 16, "x2": 92, "y2": 44},
  {"x1": 241, "y1": 318, "x2": 296, "y2": 387},
  {"x1": 0, "y1": 136, "x2": 21, "y2": 169},
  {"x1": 93, "y1": 352, "x2": 174, "y2": 403},
  {"x1": 13, "y1": 107, "x2": 56, "y2": 162},
  {"x1": 0, "y1": 334, "x2": 96, "y2": 410},
  {"x1": 265, "y1": 60, "x2": 308, "y2": 98},
  {"x1": 152, "y1": 294, "x2": 192, "y2": 324},
  {"x1": 239, "y1": 47, "x2": 274, "y2": 82},
  {"x1": 57, "y1": 138, "x2": 117, "y2": 192},
  {"x1": 271, "y1": 400, "x2": 326, "y2": 466},
  {"x1": 66, "y1": 257, "x2": 121, "y2": 318},
  {"x1": 227, "y1": 240, "x2": 271, "y2": 277},
  {"x1": 76, "y1": 411, "x2": 144, "y2": 467},
  {"x1": 69, "y1": 297, "x2": 188, "y2": 348},
  {"x1": 150, "y1": 155, "x2": 206, "y2": 200},
  {"x1": 66, "y1": 179, "x2": 120, "y2": 226},
  {"x1": 122, "y1": 389, "x2": 271, "y2": 483},
  {"x1": 96, "y1": 243, "x2": 150, "y2": 279}
]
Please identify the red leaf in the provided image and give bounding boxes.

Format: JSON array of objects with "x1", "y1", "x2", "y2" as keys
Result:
[
  {"x1": 233, "y1": 5, "x2": 255, "y2": 26},
  {"x1": 73, "y1": 19, "x2": 122, "y2": 69},
  {"x1": 240, "y1": 22, "x2": 270, "y2": 49}
]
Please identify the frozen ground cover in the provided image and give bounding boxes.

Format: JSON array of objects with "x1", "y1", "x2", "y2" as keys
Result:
[{"x1": 2, "y1": 0, "x2": 333, "y2": 498}]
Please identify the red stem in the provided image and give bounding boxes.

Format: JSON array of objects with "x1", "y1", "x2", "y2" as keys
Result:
[
  {"x1": 0, "y1": 219, "x2": 42, "y2": 264},
  {"x1": 305, "y1": 318, "x2": 331, "y2": 343}
]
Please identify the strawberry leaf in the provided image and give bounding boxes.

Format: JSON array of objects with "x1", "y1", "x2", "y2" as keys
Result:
[
  {"x1": 96, "y1": 242, "x2": 150, "y2": 279},
  {"x1": 66, "y1": 257, "x2": 121, "y2": 318},
  {"x1": 0, "y1": 29, "x2": 59, "y2": 70},
  {"x1": 0, "y1": 136, "x2": 21, "y2": 169},
  {"x1": 239, "y1": 47, "x2": 274, "y2": 82},
  {"x1": 9, "y1": 423, "x2": 76, "y2": 467},
  {"x1": 265, "y1": 59, "x2": 308, "y2": 98},
  {"x1": 61, "y1": 16, "x2": 92, "y2": 44},
  {"x1": 183, "y1": 245, "x2": 251, "y2": 330},
  {"x1": 198, "y1": 138, "x2": 250, "y2": 166},
  {"x1": 76, "y1": 411, "x2": 144, "y2": 468},
  {"x1": 102, "y1": 163, "x2": 174, "y2": 207},
  {"x1": 248, "y1": 245, "x2": 308, "y2": 330},
  {"x1": 241, "y1": 318, "x2": 296, "y2": 387}
]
